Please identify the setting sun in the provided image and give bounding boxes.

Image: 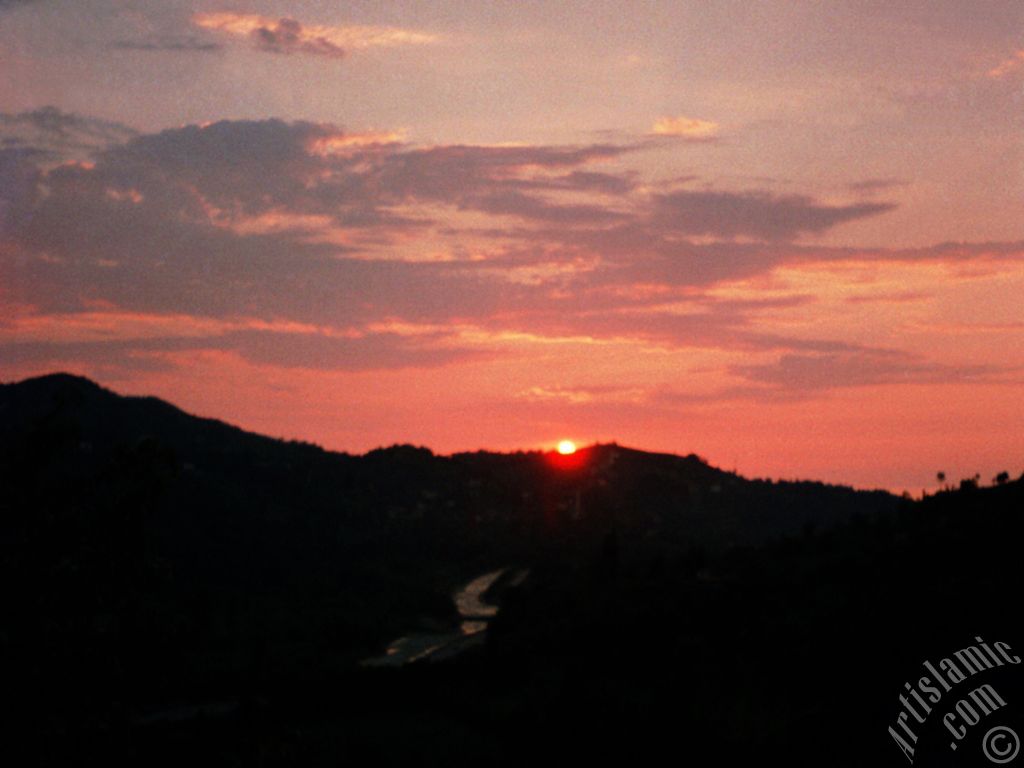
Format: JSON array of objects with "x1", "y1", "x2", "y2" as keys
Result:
[{"x1": 557, "y1": 440, "x2": 577, "y2": 455}]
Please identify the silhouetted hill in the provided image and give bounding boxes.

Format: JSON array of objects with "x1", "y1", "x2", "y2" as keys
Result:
[
  {"x1": 2, "y1": 372, "x2": 921, "y2": 765},
  {"x1": 1, "y1": 372, "x2": 900, "y2": 546},
  {"x1": 468, "y1": 474, "x2": 1024, "y2": 766}
]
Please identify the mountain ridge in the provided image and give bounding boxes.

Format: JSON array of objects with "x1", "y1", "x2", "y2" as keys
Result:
[
  {"x1": 10, "y1": 372, "x2": 1022, "y2": 766},
  {"x1": 1, "y1": 370, "x2": 888, "y2": 495}
]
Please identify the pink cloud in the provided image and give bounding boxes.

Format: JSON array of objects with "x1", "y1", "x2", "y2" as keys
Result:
[
  {"x1": 2, "y1": 111, "x2": 1021, "y2": 402},
  {"x1": 193, "y1": 12, "x2": 437, "y2": 60}
]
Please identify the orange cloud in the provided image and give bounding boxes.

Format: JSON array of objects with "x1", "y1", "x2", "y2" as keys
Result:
[
  {"x1": 988, "y1": 50, "x2": 1024, "y2": 78},
  {"x1": 309, "y1": 131, "x2": 405, "y2": 156},
  {"x1": 192, "y1": 12, "x2": 438, "y2": 59},
  {"x1": 650, "y1": 116, "x2": 720, "y2": 140}
]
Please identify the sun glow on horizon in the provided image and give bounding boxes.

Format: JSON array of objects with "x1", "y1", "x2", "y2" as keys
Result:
[{"x1": 557, "y1": 440, "x2": 577, "y2": 455}]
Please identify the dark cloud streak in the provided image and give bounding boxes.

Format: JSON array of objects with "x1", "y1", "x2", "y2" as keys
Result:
[
  {"x1": 250, "y1": 18, "x2": 346, "y2": 59},
  {"x1": 0, "y1": 107, "x2": 137, "y2": 162},
  {"x1": 650, "y1": 189, "x2": 895, "y2": 241},
  {"x1": 0, "y1": 330, "x2": 482, "y2": 373},
  {"x1": 731, "y1": 350, "x2": 995, "y2": 391},
  {"x1": 110, "y1": 35, "x2": 223, "y2": 53}
]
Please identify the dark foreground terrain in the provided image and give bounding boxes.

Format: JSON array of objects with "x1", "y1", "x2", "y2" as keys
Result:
[{"x1": 1, "y1": 373, "x2": 1021, "y2": 766}]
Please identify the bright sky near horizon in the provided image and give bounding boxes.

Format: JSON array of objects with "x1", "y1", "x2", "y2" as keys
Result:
[{"x1": 2, "y1": 0, "x2": 1023, "y2": 492}]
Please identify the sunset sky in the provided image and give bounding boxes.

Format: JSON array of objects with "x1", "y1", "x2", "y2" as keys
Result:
[{"x1": 2, "y1": 0, "x2": 1023, "y2": 492}]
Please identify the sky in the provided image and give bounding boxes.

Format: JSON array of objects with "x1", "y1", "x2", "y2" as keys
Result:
[{"x1": 2, "y1": 0, "x2": 1023, "y2": 492}]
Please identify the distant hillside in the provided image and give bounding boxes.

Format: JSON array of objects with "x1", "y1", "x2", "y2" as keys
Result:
[
  {"x1": 0, "y1": 372, "x2": 899, "y2": 546},
  {"x1": 0, "y1": 374, "x2": 902, "y2": 627},
  {"x1": 1, "y1": 372, "x2": 904, "y2": 765},
  {"x1": 470, "y1": 469, "x2": 1024, "y2": 766}
]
